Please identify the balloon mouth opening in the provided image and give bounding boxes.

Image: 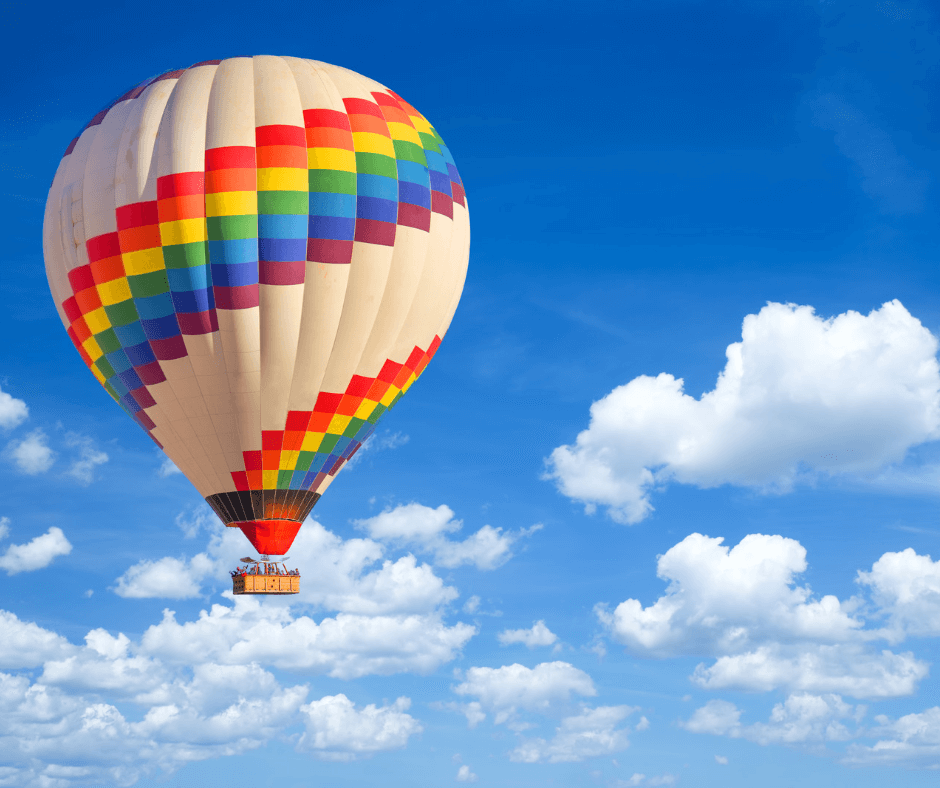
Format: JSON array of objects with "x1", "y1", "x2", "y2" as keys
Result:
[{"x1": 236, "y1": 520, "x2": 301, "y2": 555}]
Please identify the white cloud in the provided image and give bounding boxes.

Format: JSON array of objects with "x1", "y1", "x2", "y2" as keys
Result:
[
  {"x1": 108, "y1": 509, "x2": 477, "y2": 683},
  {"x1": 0, "y1": 659, "x2": 310, "y2": 786},
  {"x1": 498, "y1": 620, "x2": 558, "y2": 648},
  {"x1": 0, "y1": 498, "x2": 502, "y2": 784},
  {"x1": 598, "y1": 531, "x2": 928, "y2": 698},
  {"x1": 140, "y1": 598, "x2": 474, "y2": 680},
  {"x1": 547, "y1": 300, "x2": 940, "y2": 523},
  {"x1": 0, "y1": 516, "x2": 8, "y2": 540},
  {"x1": 715, "y1": 754, "x2": 728, "y2": 764},
  {"x1": 453, "y1": 662, "x2": 595, "y2": 725},
  {"x1": 297, "y1": 694, "x2": 421, "y2": 760},
  {"x1": 844, "y1": 706, "x2": 940, "y2": 767},
  {"x1": 0, "y1": 598, "x2": 455, "y2": 784},
  {"x1": 510, "y1": 705, "x2": 638, "y2": 763},
  {"x1": 113, "y1": 554, "x2": 217, "y2": 599},
  {"x1": 0, "y1": 384, "x2": 28, "y2": 429},
  {"x1": 692, "y1": 644, "x2": 925, "y2": 698},
  {"x1": 683, "y1": 693, "x2": 863, "y2": 745},
  {"x1": 456, "y1": 763, "x2": 478, "y2": 781},
  {"x1": 64, "y1": 433, "x2": 108, "y2": 484},
  {"x1": 0, "y1": 610, "x2": 74, "y2": 668},
  {"x1": 857, "y1": 548, "x2": 940, "y2": 640},
  {"x1": 5, "y1": 428, "x2": 55, "y2": 474},
  {"x1": 115, "y1": 509, "x2": 459, "y2": 616},
  {"x1": 358, "y1": 503, "x2": 541, "y2": 570},
  {"x1": 0, "y1": 525, "x2": 72, "y2": 575}
]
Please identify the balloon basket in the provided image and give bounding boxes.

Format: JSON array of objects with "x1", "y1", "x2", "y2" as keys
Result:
[
  {"x1": 233, "y1": 574, "x2": 299, "y2": 595},
  {"x1": 231, "y1": 558, "x2": 300, "y2": 595}
]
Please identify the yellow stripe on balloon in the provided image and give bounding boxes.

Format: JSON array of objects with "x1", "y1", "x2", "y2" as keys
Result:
[
  {"x1": 256, "y1": 168, "x2": 307, "y2": 191},
  {"x1": 301, "y1": 432, "x2": 324, "y2": 452},
  {"x1": 82, "y1": 336, "x2": 103, "y2": 361},
  {"x1": 97, "y1": 277, "x2": 132, "y2": 306},
  {"x1": 307, "y1": 147, "x2": 356, "y2": 171},
  {"x1": 205, "y1": 192, "x2": 257, "y2": 218},
  {"x1": 385, "y1": 122, "x2": 422, "y2": 145},
  {"x1": 122, "y1": 247, "x2": 165, "y2": 276},
  {"x1": 160, "y1": 217, "x2": 208, "y2": 245},
  {"x1": 83, "y1": 307, "x2": 111, "y2": 335},
  {"x1": 327, "y1": 413, "x2": 352, "y2": 434},
  {"x1": 351, "y1": 132, "x2": 395, "y2": 157}
]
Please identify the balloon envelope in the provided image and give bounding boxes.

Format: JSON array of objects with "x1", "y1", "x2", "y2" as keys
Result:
[{"x1": 43, "y1": 56, "x2": 469, "y2": 555}]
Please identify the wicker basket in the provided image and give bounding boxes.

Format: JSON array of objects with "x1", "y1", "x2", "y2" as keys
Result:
[{"x1": 232, "y1": 573, "x2": 300, "y2": 595}]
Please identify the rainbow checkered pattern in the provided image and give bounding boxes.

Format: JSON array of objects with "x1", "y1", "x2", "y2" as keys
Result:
[{"x1": 49, "y1": 58, "x2": 467, "y2": 528}]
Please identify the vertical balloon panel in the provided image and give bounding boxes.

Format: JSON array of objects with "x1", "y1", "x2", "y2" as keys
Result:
[{"x1": 43, "y1": 56, "x2": 470, "y2": 556}]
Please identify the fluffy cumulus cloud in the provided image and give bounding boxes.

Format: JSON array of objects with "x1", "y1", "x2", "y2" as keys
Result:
[
  {"x1": 598, "y1": 532, "x2": 930, "y2": 699},
  {"x1": 0, "y1": 384, "x2": 28, "y2": 429},
  {"x1": 0, "y1": 610, "x2": 322, "y2": 786},
  {"x1": 453, "y1": 662, "x2": 596, "y2": 725},
  {"x1": 0, "y1": 522, "x2": 72, "y2": 575},
  {"x1": 498, "y1": 620, "x2": 558, "y2": 648},
  {"x1": 857, "y1": 548, "x2": 940, "y2": 640},
  {"x1": 5, "y1": 428, "x2": 55, "y2": 474},
  {"x1": 113, "y1": 554, "x2": 218, "y2": 599},
  {"x1": 0, "y1": 588, "x2": 468, "y2": 783},
  {"x1": 358, "y1": 503, "x2": 541, "y2": 570},
  {"x1": 0, "y1": 500, "x2": 513, "y2": 784},
  {"x1": 141, "y1": 598, "x2": 474, "y2": 680},
  {"x1": 547, "y1": 301, "x2": 940, "y2": 523},
  {"x1": 297, "y1": 694, "x2": 421, "y2": 760},
  {"x1": 448, "y1": 661, "x2": 636, "y2": 763},
  {"x1": 115, "y1": 508, "x2": 460, "y2": 617}
]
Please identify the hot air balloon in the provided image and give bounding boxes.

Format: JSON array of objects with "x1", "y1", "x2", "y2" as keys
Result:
[{"x1": 42, "y1": 56, "x2": 470, "y2": 593}]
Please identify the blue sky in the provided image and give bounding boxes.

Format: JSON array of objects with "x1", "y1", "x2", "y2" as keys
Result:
[{"x1": 3, "y1": 0, "x2": 940, "y2": 785}]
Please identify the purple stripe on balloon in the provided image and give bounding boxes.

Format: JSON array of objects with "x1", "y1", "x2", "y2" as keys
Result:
[
  {"x1": 309, "y1": 215, "x2": 355, "y2": 241},
  {"x1": 125, "y1": 341, "x2": 156, "y2": 367},
  {"x1": 357, "y1": 195, "x2": 398, "y2": 223},
  {"x1": 258, "y1": 237, "x2": 307, "y2": 263},
  {"x1": 429, "y1": 169, "x2": 451, "y2": 195},
  {"x1": 398, "y1": 180, "x2": 431, "y2": 209}
]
